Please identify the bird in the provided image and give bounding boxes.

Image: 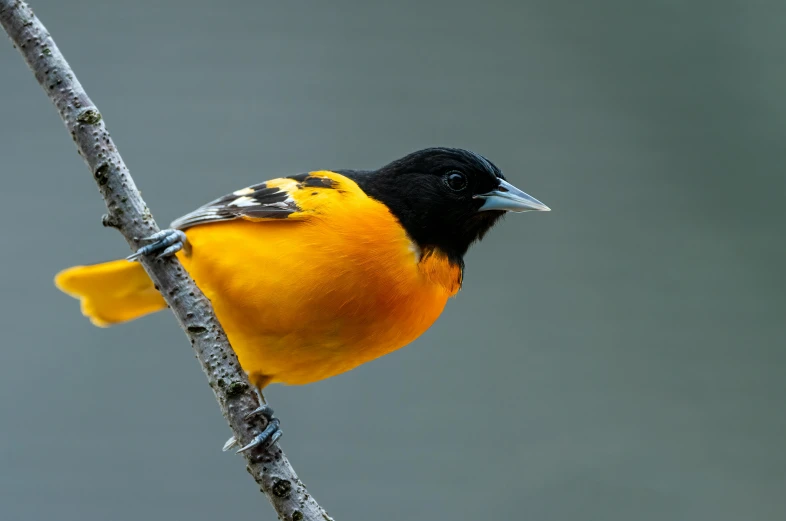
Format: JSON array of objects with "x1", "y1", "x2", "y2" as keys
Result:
[{"x1": 55, "y1": 147, "x2": 549, "y2": 452}]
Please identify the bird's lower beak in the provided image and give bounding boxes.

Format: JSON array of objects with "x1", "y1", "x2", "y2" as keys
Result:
[{"x1": 475, "y1": 179, "x2": 550, "y2": 213}]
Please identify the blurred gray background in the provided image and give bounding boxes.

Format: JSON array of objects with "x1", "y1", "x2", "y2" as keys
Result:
[{"x1": 1, "y1": 1, "x2": 784, "y2": 520}]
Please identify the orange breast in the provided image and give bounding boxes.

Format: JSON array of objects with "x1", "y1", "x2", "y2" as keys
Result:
[{"x1": 177, "y1": 173, "x2": 461, "y2": 386}]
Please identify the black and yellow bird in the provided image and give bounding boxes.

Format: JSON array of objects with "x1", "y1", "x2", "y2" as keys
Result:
[{"x1": 55, "y1": 147, "x2": 549, "y2": 450}]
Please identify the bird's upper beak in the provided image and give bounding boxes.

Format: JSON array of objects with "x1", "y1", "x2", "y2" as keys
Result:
[{"x1": 475, "y1": 179, "x2": 551, "y2": 213}]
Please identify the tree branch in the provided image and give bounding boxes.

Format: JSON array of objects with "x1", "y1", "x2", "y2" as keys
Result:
[{"x1": 1, "y1": 2, "x2": 331, "y2": 519}]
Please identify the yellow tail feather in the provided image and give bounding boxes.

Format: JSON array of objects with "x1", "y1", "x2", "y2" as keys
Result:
[{"x1": 54, "y1": 259, "x2": 166, "y2": 327}]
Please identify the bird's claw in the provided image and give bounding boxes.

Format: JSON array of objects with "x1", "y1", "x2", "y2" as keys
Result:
[
  {"x1": 237, "y1": 418, "x2": 282, "y2": 453},
  {"x1": 222, "y1": 405, "x2": 283, "y2": 453},
  {"x1": 222, "y1": 436, "x2": 239, "y2": 452},
  {"x1": 244, "y1": 404, "x2": 274, "y2": 421},
  {"x1": 127, "y1": 229, "x2": 187, "y2": 261}
]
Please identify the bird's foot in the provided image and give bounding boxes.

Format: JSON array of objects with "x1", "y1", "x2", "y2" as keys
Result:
[
  {"x1": 222, "y1": 404, "x2": 283, "y2": 453},
  {"x1": 222, "y1": 436, "x2": 239, "y2": 452},
  {"x1": 127, "y1": 229, "x2": 187, "y2": 261}
]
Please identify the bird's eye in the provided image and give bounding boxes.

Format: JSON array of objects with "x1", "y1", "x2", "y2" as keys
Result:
[{"x1": 444, "y1": 171, "x2": 468, "y2": 191}]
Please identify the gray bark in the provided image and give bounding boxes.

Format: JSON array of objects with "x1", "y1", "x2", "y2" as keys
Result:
[{"x1": 0, "y1": 2, "x2": 332, "y2": 519}]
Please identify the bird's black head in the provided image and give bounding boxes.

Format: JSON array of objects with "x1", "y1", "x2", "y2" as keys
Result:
[{"x1": 343, "y1": 147, "x2": 549, "y2": 265}]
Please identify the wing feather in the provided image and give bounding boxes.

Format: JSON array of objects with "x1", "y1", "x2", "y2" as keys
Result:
[{"x1": 170, "y1": 180, "x2": 300, "y2": 230}]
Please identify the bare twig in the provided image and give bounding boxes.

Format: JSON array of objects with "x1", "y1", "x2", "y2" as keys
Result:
[{"x1": 1, "y1": 2, "x2": 332, "y2": 519}]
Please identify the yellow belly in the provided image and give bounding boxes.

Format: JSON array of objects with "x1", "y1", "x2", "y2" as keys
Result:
[{"x1": 178, "y1": 212, "x2": 460, "y2": 387}]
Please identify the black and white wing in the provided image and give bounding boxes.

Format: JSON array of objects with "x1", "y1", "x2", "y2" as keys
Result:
[{"x1": 170, "y1": 179, "x2": 301, "y2": 230}]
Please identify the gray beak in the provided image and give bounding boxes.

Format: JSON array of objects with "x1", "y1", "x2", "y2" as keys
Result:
[{"x1": 475, "y1": 179, "x2": 551, "y2": 213}]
